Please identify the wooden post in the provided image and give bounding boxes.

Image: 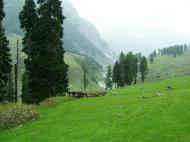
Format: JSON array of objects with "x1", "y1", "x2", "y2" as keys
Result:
[{"x1": 15, "y1": 40, "x2": 19, "y2": 102}]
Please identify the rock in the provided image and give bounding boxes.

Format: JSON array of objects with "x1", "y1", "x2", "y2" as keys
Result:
[
  {"x1": 153, "y1": 93, "x2": 163, "y2": 97},
  {"x1": 117, "y1": 113, "x2": 123, "y2": 118}
]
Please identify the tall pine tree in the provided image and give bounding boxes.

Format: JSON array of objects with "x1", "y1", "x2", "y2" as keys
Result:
[
  {"x1": 32, "y1": 0, "x2": 68, "y2": 103},
  {"x1": 105, "y1": 65, "x2": 112, "y2": 90},
  {"x1": 19, "y1": 0, "x2": 38, "y2": 103},
  {"x1": 19, "y1": 0, "x2": 68, "y2": 104},
  {"x1": 118, "y1": 52, "x2": 125, "y2": 86},
  {"x1": 124, "y1": 52, "x2": 135, "y2": 85},
  {"x1": 112, "y1": 61, "x2": 120, "y2": 87},
  {"x1": 140, "y1": 56, "x2": 148, "y2": 83},
  {"x1": 82, "y1": 63, "x2": 88, "y2": 90},
  {"x1": 0, "y1": 0, "x2": 12, "y2": 101}
]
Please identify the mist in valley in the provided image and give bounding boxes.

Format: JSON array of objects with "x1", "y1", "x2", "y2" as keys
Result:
[{"x1": 68, "y1": 0, "x2": 190, "y2": 55}]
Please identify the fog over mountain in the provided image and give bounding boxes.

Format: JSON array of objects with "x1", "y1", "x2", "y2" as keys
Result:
[
  {"x1": 69, "y1": 0, "x2": 190, "y2": 55},
  {"x1": 3, "y1": 0, "x2": 115, "y2": 66}
]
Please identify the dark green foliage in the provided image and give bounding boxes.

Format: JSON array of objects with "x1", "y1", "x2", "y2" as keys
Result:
[
  {"x1": 105, "y1": 65, "x2": 112, "y2": 90},
  {"x1": 158, "y1": 49, "x2": 161, "y2": 56},
  {"x1": 112, "y1": 61, "x2": 120, "y2": 87},
  {"x1": 153, "y1": 50, "x2": 157, "y2": 57},
  {"x1": 140, "y1": 56, "x2": 148, "y2": 83},
  {"x1": 21, "y1": 72, "x2": 29, "y2": 103},
  {"x1": 19, "y1": 0, "x2": 37, "y2": 104},
  {"x1": 20, "y1": 0, "x2": 68, "y2": 104},
  {"x1": 118, "y1": 52, "x2": 126, "y2": 86},
  {"x1": 184, "y1": 44, "x2": 188, "y2": 52},
  {"x1": 0, "y1": 0, "x2": 12, "y2": 102},
  {"x1": 161, "y1": 45, "x2": 184, "y2": 57},
  {"x1": 149, "y1": 53, "x2": 154, "y2": 64},
  {"x1": 149, "y1": 50, "x2": 157, "y2": 64},
  {"x1": 4, "y1": 73, "x2": 15, "y2": 101},
  {"x1": 113, "y1": 52, "x2": 139, "y2": 87},
  {"x1": 82, "y1": 63, "x2": 88, "y2": 90},
  {"x1": 124, "y1": 52, "x2": 138, "y2": 85},
  {"x1": 133, "y1": 57, "x2": 138, "y2": 84},
  {"x1": 135, "y1": 52, "x2": 142, "y2": 62}
]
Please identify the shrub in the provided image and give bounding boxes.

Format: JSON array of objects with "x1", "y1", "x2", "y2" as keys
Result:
[
  {"x1": 40, "y1": 97, "x2": 75, "y2": 107},
  {"x1": 39, "y1": 98, "x2": 59, "y2": 106},
  {"x1": 0, "y1": 103, "x2": 39, "y2": 129}
]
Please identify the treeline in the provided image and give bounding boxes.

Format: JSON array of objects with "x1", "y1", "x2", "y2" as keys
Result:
[
  {"x1": 0, "y1": 0, "x2": 68, "y2": 104},
  {"x1": 105, "y1": 52, "x2": 148, "y2": 89},
  {"x1": 160, "y1": 44, "x2": 188, "y2": 57},
  {"x1": 149, "y1": 44, "x2": 189, "y2": 63}
]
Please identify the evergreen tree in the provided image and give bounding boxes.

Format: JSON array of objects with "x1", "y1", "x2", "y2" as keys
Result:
[
  {"x1": 140, "y1": 56, "x2": 148, "y2": 83},
  {"x1": 184, "y1": 44, "x2": 188, "y2": 52},
  {"x1": 124, "y1": 52, "x2": 134, "y2": 85},
  {"x1": 158, "y1": 49, "x2": 161, "y2": 56},
  {"x1": 20, "y1": 0, "x2": 68, "y2": 104},
  {"x1": 149, "y1": 54, "x2": 154, "y2": 64},
  {"x1": 0, "y1": 0, "x2": 12, "y2": 102},
  {"x1": 135, "y1": 52, "x2": 142, "y2": 62},
  {"x1": 82, "y1": 63, "x2": 88, "y2": 90},
  {"x1": 112, "y1": 61, "x2": 120, "y2": 87},
  {"x1": 153, "y1": 50, "x2": 157, "y2": 57},
  {"x1": 124, "y1": 52, "x2": 138, "y2": 85},
  {"x1": 118, "y1": 52, "x2": 125, "y2": 86},
  {"x1": 5, "y1": 72, "x2": 15, "y2": 101},
  {"x1": 34, "y1": 0, "x2": 68, "y2": 103},
  {"x1": 105, "y1": 65, "x2": 112, "y2": 90},
  {"x1": 133, "y1": 57, "x2": 138, "y2": 84},
  {"x1": 19, "y1": 0, "x2": 38, "y2": 103}
]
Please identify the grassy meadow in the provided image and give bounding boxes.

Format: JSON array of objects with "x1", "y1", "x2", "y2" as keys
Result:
[
  {"x1": 147, "y1": 51, "x2": 190, "y2": 81},
  {"x1": 1, "y1": 76, "x2": 190, "y2": 142}
]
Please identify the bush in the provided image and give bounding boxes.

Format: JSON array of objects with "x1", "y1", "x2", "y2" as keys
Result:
[
  {"x1": 0, "y1": 103, "x2": 39, "y2": 129},
  {"x1": 39, "y1": 98, "x2": 59, "y2": 106},
  {"x1": 40, "y1": 97, "x2": 75, "y2": 107}
]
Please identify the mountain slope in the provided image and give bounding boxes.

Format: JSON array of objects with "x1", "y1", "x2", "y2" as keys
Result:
[
  {"x1": 8, "y1": 34, "x2": 103, "y2": 92},
  {"x1": 3, "y1": 0, "x2": 115, "y2": 67},
  {"x1": 103, "y1": 27, "x2": 190, "y2": 56},
  {"x1": 147, "y1": 51, "x2": 190, "y2": 81}
]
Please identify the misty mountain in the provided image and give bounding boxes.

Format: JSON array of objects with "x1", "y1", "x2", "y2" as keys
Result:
[
  {"x1": 3, "y1": 0, "x2": 115, "y2": 66},
  {"x1": 102, "y1": 27, "x2": 190, "y2": 56}
]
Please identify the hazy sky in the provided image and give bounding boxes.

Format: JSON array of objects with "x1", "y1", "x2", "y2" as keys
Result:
[{"x1": 68, "y1": 0, "x2": 190, "y2": 34}]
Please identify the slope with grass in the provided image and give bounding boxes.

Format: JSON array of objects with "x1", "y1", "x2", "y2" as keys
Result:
[
  {"x1": 1, "y1": 76, "x2": 190, "y2": 142},
  {"x1": 147, "y1": 51, "x2": 190, "y2": 81},
  {"x1": 7, "y1": 34, "x2": 103, "y2": 93}
]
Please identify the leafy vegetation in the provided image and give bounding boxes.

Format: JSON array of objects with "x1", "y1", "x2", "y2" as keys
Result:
[
  {"x1": 112, "y1": 52, "x2": 143, "y2": 87},
  {"x1": 0, "y1": 0, "x2": 12, "y2": 102},
  {"x1": 0, "y1": 103, "x2": 39, "y2": 129}
]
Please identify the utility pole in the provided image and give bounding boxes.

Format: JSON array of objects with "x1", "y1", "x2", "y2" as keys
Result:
[{"x1": 14, "y1": 40, "x2": 19, "y2": 102}]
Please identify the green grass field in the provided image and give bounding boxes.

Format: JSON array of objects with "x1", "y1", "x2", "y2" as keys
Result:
[
  {"x1": 147, "y1": 51, "x2": 190, "y2": 81},
  {"x1": 1, "y1": 76, "x2": 190, "y2": 142}
]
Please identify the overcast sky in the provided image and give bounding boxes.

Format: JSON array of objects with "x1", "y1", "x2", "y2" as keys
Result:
[{"x1": 68, "y1": 0, "x2": 190, "y2": 34}]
